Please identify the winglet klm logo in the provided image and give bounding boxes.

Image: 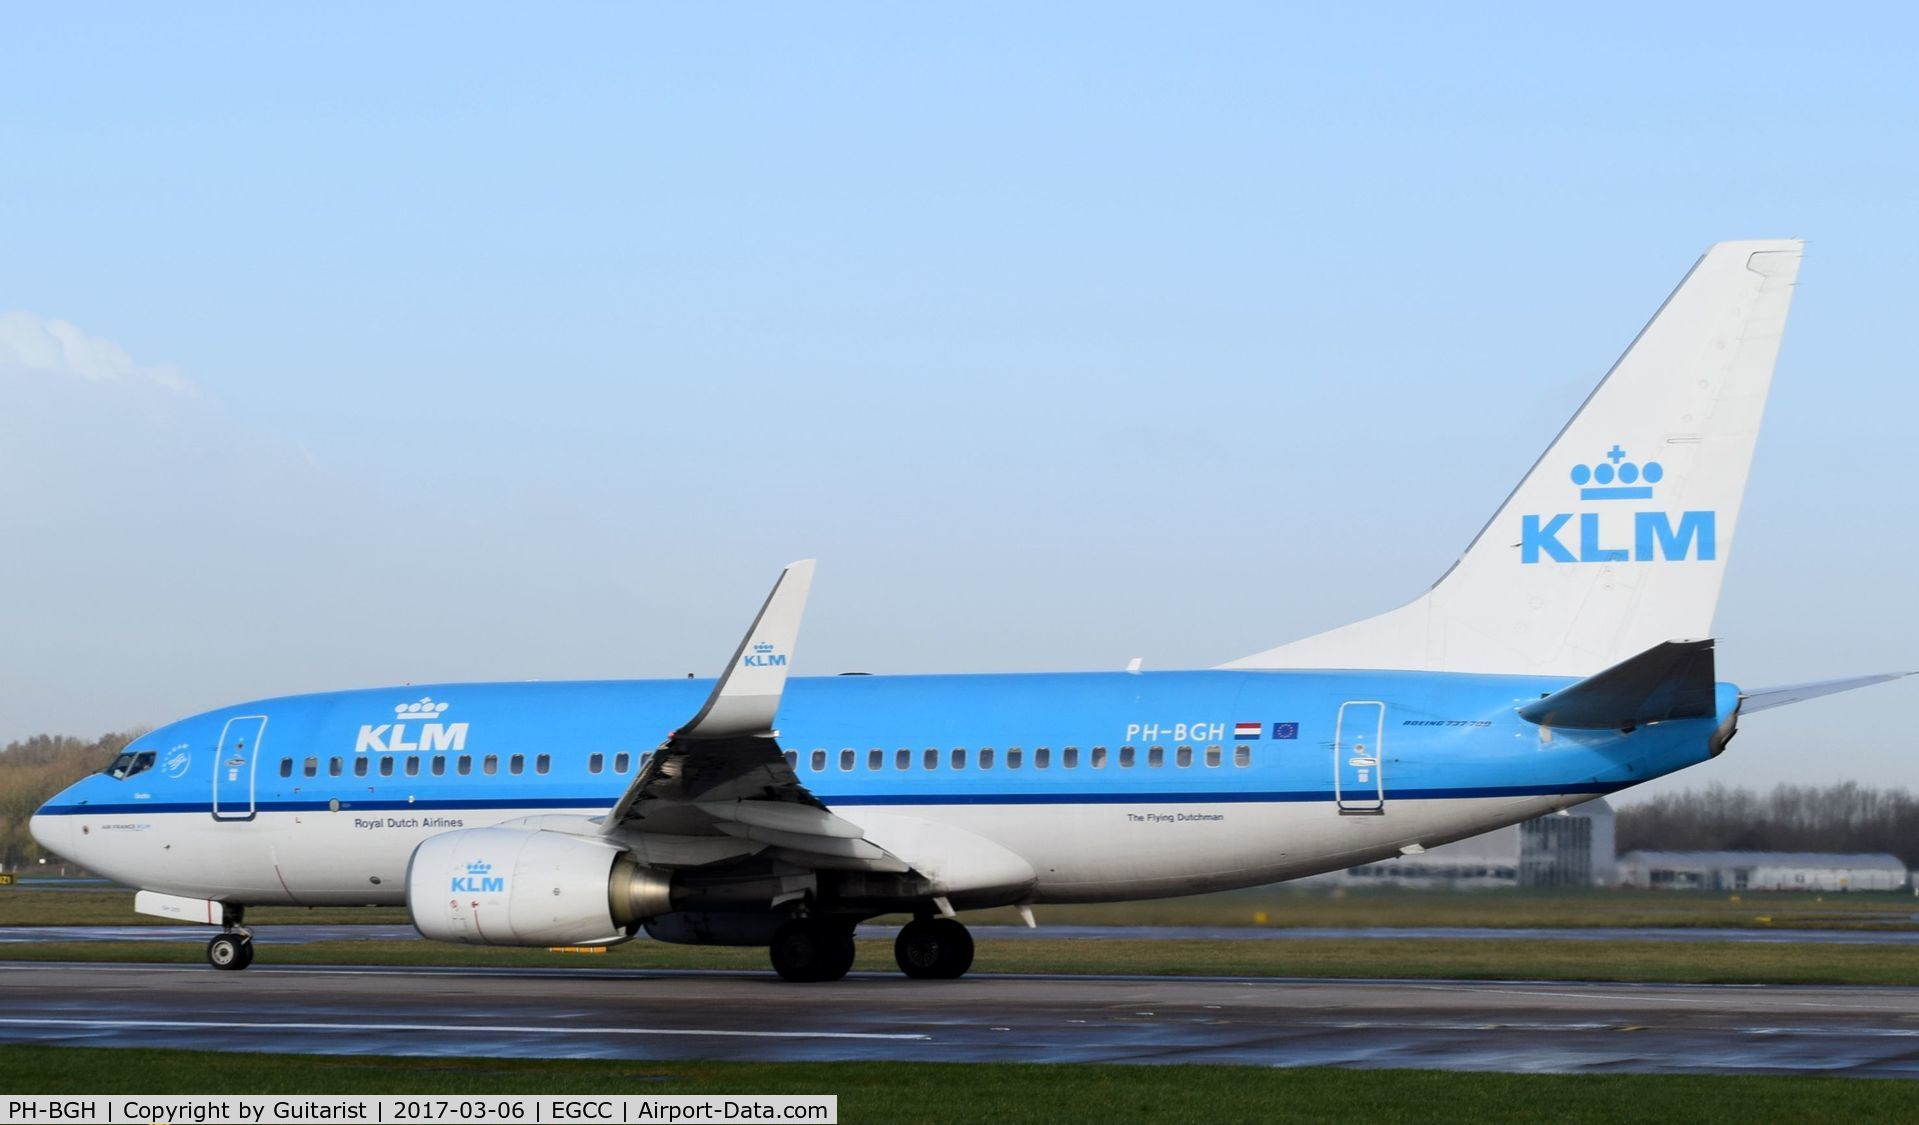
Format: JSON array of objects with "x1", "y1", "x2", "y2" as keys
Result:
[
  {"x1": 1521, "y1": 445, "x2": 1715, "y2": 564},
  {"x1": 451, "y1": 860, "x2": 504, "y2": 894},
  {"x1": 356, "y1": 696, "x2": 471, "y2": 753},
  {"x1": 743, "y1": 641, "x2": 787, "y2": 668}
]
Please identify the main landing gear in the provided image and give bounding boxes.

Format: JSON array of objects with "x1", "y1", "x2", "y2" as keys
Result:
[
  {"x1": 206, "y1": 907, "x2": 254, "y2": 971},
  {"x1": 766, "y1": 915, "x2": 977, "y2": 982},
  {"x1": 768, "y1": 917, "x2": 856, "y2": 982},
  {"x1": 893, "y1": 916, "x2": 974, "y2": 980}
]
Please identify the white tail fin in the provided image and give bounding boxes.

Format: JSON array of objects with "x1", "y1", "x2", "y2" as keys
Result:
[{"x1": 1223, "y1": 240, "x2": 1803, "y2": 677}]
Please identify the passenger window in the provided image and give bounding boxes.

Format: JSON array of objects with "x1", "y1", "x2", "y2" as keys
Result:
[
  {"x1": 279, "y1": 758, "x2": 293, "y2": 778},
  {"x1": 1235, "y1": 745, "x2": 1251, "y2": 767},
  {"x1": 1176, "y1": 745, "x2": 1193, "y2": 768},
  {"x1": 303, "y1": 757, "x2": 318, "y2": 778},
  {"x1": 1119, "y1": 745, "x2": 1136, "y2": 768},
  {"x1": 896, "y1": 749, "x2": 911, "y2": 770},
  {"x1": 483, "y1": 755, "x2": 499, "y2": 776},
  {"x1": 1003, "y1": 747, "x2": 1019, "y2": 769},
  {"x1": 432, "y1": 756, "x2": 447, "y2": 776},
  {"x1": 839, "y1": 748, "x2": 855, "y2": 771},
  {"x1": 328, "y1": 757, "x2": 342, "y2": 776},
  {"x1": 589, "y1": 752, "x2": 604, "y2": 774},
  {"x1": 1035, "y1": 747, "x2": 1050, "y2": 769},
  {"x1": 868, "y1": 748, "x2": 884, "y2": 771},
  {"x1": 406, "y1": 756, "x2": 421, "y2": 777},
  {"x1": 811, "y1": 749, "x2": 827, "y2": 772},
  {"x1": 355, "y1": 758, "x2": 369, "y2": 778},
  {"x1": 1206, "y1": 745, "x2": 1222, "y2": 768},
  {"x1": 614, "y1": 752, "x2": 630, "y2": 774},
  {"x1": 923, "y1": 748, "x2": 939, "y2": 770},
  {"x1": 1091, "y1": 746, "x2": 1107, "y2": 769},
  {"x1": 641, "y1": 751, "x2": 654, "y2": 769},
  {"x1": 379, "y1": 757, "x2": 395, "y2": 777},
  {"x1": 784, "y1": 750, "x2": 797, "y2": 768},
  {"x1": 457, "y1": 755, "x2": 472, "y2": 776},
  {"x1": 979, "y1": 748, "x2": 995, "y2": 769},
  {"x1": 509, "y1": 754, "x2": 525, "y2": 775},
  {"x1": 951, "y1": 747, "x2": 966, "y2": 770},
  {"x1": 536, "y1": 754, "x2": 550, "y2": 775},
  {"x1": 1063, "y1": 747, "x2": 1078, "y2": 769}
]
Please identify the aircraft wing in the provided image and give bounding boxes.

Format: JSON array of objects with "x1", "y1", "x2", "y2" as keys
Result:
[{"x1": 599, "y1": 560, "x2": 907, "y2": 874}]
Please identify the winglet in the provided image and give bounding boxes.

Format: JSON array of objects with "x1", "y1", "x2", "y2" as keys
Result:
[{"x1": 679, "y1": 560, "x2": 816, "y2": 739}]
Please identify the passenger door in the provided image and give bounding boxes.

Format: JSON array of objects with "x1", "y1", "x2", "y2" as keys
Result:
[
  {"x1": 211, "y1": 715, "x2": 267, "y2": 821},
  {"x1": 1333, "y1": 701, "x2": 1385, "y2": 813}
]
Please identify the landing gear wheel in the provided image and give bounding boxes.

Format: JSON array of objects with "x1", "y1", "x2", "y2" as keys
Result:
[
  {"x1": 769, "y1": 919, "x2": 856, "y2": 982},
  {"x1": 207, "y1": 933, "x2": 253, "y2": 971},
  {"x1": 894, "y1": 917, "x2": 974, "y2": 980}
]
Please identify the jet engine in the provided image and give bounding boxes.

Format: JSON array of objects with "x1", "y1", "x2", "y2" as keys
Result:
[{"x1": 406, "y1": 826, "x2": 672, "y2": 947}]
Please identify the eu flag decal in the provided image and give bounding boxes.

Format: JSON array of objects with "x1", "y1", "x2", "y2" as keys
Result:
[{"x1": 1272, "y1": 722, "x2": 1299, "y2": 740}]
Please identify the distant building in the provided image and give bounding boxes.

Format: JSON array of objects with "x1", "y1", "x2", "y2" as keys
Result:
[
  {"x1": 1311, "y1": 799, "x2": 1615, "y2": 888},
  {"x1": 1615, "y1": 851, "x2": 1909, "y2": 892}
]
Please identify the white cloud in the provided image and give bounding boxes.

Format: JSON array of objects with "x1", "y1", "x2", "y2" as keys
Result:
[{"x1": 0, "y1": 310, "x2": 195, "y2": 395}]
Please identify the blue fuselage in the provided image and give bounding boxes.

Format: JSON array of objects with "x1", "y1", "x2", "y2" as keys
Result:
[{"x1": 35, "y1": 669, "x2": 1733, "y2": 906}]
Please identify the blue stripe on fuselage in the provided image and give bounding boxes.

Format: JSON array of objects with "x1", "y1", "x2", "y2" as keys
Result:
[{"x1": 37, "y1": 671, "x2": 1732, "y2": 816}]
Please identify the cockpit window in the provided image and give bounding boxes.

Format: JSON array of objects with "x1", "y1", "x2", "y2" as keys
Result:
[{"x1": 102, "y1": 751, "x2": 156, "y2": 780}]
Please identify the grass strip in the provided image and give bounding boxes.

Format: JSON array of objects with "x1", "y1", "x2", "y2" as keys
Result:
[{"x1": 3, "y1": 1044, "x2": 1918, "y2": 1123}]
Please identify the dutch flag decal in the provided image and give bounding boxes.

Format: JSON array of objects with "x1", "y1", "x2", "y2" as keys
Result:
[{"x1": 1233, "y1": 722, "x2": 1261, "y2": 741}]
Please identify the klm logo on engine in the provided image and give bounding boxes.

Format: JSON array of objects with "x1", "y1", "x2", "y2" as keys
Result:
[
  {"x1": 1521, "y1": 445, "x2": 1716, "y2": 564},
  {"x1": 356, "y1": 696, "x2": 470, "y2": 753},
  {"x1": 743, "y1": 641, "x2": 787, "y2": 668},
  {"x1": 450, "y1": 859, "x2": 503, "y2": 894}
]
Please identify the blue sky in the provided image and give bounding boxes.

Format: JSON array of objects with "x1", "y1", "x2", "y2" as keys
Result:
[{"x1": 2, "y1": 4, "x2": 1914, "y2": 795}]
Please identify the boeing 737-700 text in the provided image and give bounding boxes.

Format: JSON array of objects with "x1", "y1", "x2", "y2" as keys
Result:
[{"x1": 29, "y1": 240, "x2": 1910, "y2": 981}]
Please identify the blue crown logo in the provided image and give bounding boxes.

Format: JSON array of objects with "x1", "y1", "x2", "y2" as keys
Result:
[
  {"x1": 466, "y1": 860, "x2": 491, "y2": 875},
  {"x1": 753, "y1": 642, "x2": 775, "y2": 654},
  {"x1": 1570, "y1": 444, "x2": 1663, "y2": 501}
]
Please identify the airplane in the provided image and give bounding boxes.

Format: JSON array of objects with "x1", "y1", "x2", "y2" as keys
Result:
[{"x1": 28, "y1": 239, "x2": 1911, "y2": 982}]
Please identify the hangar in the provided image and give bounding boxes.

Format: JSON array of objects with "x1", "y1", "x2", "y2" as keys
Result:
[{"x1": 1615, "y1": 850, "x2": 1909, "y2": 892}]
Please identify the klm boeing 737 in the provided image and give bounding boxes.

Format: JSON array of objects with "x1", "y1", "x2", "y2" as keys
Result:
[{"x1": 28, "y1": 240, "x2": 1910, "y2": 981}]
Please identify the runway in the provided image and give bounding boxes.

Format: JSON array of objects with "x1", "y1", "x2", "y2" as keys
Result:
[
  {"x1": 8, "y1": 923, "x2": 1919, "y2": 945},
  {"x1": 3, "y1": 960, "x2": 1917, "y2": 1077}
]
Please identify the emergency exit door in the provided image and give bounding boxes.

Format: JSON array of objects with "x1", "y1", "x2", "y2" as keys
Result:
[
  {"x1": 1334, "y1": 701, "x2": 1385, "y2": 813},
  {"x1": 211, "y1": 715, "x2": 267, "y2": 821}
]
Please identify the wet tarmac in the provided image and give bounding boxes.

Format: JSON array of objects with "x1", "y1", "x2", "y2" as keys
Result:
[
  {"x1": 7, "y1": 923, "x2": 1919, "y2": 945},
  {"x1": 2, "y1": 960, "x2": 1916, "y2": 1077}
]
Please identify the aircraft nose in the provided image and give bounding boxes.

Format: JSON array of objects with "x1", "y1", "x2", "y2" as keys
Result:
[{"x1": 28, "y1": 809, "x2": 72, "y2": 863}]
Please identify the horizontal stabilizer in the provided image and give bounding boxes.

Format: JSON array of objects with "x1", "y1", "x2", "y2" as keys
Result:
[
  {"x1": 1740, "y1": 672, "x2": 1915, "y2": 714},
  {"x1": 1518, "y1": 639, "x2": 1717, "y2": 730}
]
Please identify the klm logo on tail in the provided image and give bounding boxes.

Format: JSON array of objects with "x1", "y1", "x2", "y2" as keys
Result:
[
  {"x1": 743, "y1": 641, "x2": 787, "y2": 668},
  {"x1": 1521, "y1": 445, "x2": 1715, "y2": 564}
]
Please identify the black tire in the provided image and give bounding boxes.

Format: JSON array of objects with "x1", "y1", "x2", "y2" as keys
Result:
[
  {"x1": 207, "y1": 934, "x2": 251, "y2": 971},
  {"x1": 769, "y1": 919, "x2": 855, "y2": 983},
  {"x1": 894, "y1": 917, "x2": 974, "y2": 980}
]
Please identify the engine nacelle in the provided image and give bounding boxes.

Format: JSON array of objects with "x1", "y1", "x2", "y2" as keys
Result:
[{"x1": 407, "y1": 826, "x2": 672, "y2": 947}]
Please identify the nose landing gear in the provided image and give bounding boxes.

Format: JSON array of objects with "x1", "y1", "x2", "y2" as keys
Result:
[
  {"x1": 206, "y1": 931, "x2": 253, "y2": 970},
  {"x1": 206, "y1": 905, "x2": 254, "y2": 971}
]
